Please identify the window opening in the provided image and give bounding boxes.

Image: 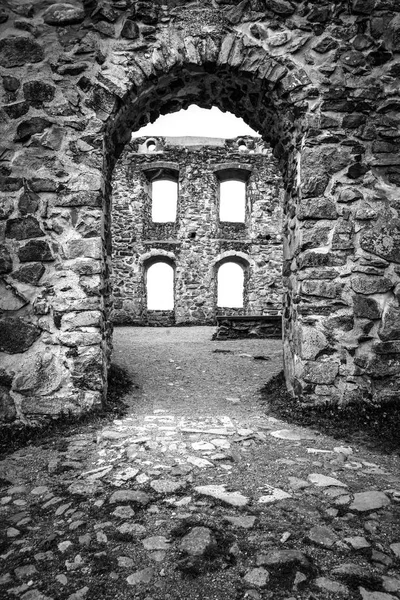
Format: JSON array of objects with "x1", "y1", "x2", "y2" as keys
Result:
[
  {"x1": 151, "y1": 179, "x2": 178, "y2": 222},
  {"x1": 147, "y1": 262, "x2": 174, "y2": 310},
  {"x1": 219, "y1": 179, "x2": 246, "y2": 223},
  {"x1": 217, "y1": 262, "x2": 244, "y2": 308}
]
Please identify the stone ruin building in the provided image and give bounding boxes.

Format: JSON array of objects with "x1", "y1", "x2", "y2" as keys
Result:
[
  {"x1": 0, "y1": 0, "x2": 400, "y2": 424},
  {"x1": 111, "y1": 135, "x2": 284, "y2": 330}
]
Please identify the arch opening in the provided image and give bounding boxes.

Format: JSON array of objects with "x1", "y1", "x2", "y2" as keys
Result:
[
  {"x1": 146, "y1": 262, "x2": 175, "y2": 311},
  {"x1": 217, "y1": 262, "x2": 245, "y2": 309},
  {"x1": 103, "y1": 45, "x2": 311, "y2": 408}
]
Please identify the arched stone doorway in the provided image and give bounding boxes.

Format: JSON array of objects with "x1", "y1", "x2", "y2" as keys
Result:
[{"x1": 1, "y1": 2, "x2": 399, "y2": 421}]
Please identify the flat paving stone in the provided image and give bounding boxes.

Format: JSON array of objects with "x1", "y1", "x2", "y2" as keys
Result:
[
  {"x1": 142, "y1": 536, "x2": 170, "y2": 551},
  {"x1": 150, "y1": 479, "x2": 185, "y2": 494},
  {"x1": 180, "y1": 527, "x2": 214, "y2": 556},
  {"x1": 244, "y1": 567, "x2": 269, "y2": 588},
  {"x1": 223, "y1": 515, "x2": 257, "y2": 529},
  {"x1": 194, "y1": 484, "x2": 249, "y2": 507},
  {"x1": 126, "y1": 567, "x2": 155, "y2": 585},
  {"x1": 308, "y1": 473, "x2": 347, "y2": 487},
  {"x1": 349, "y1": 491, "x2": 390, "y2": 513},
  {"x1": 109, "y1": 490, "x2": 150, "y2": 505}
]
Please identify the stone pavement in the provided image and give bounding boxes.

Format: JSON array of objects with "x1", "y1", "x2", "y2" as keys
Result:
[{"x1": 1, "y1": 328, "x2": 400, "y2": 600}]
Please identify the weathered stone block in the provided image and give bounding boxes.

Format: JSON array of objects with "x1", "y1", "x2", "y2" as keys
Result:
[
  {"x1": 0, "y1": 37, "x2": 44, "y2": 68},
  {"x1": 12, "y1": 263, "x2": 45, "y2": 285},
  {"x1": 6, "y1": 216, "x2": 44, "y2": 240},
  {"x1": 43, "y1": 3, "x2": 85, "y2": 25},
  {"x1": 298, "y1": 197, "x2": 337, "y2": 220},
  {"x1": 68, "y1": 259, "x2": 102, "y2": 275},
  {"x1": 121, "y1": 19, "x2": 139, "y2": 40},
  {"x1": 15, "y1": 118, "x2": 52, "y2": 143},
  {"x1": 360, "y1": 225, "x2": 400, "y2": 264},
  {"x1": 0, "y1": 281, "x2": 28, "y2": 311},
  {"x1": 3, "y1": 101, "x2": 29, "y2": 119},
  {"x1": 23, "y1": 81, "x2": 55, "y2": 108},
  {"x1": 61, "y1": 310, "x2": 102, "y2": 331},
  {"x1": 0, "y1": 317, "x2": 41, "y2": 353},
  {"x1": 298, "y1": 252, "x2": 347, "y2": 269},
  {"x1": 302, "y1": 280, "x2": 342, "y2": 299},
  {"x1": 18, "y1": 189, "x2": 40, "y2": 215},
  {"x1": 13, "y1": 352, "x2": 63, "y2": 396},
  {"x1": 338, "y1": 188, "x2": 364, "y2": 203},
  {"x1": 18, "y1": 240, "x2": 53, "y2": 262},
  {"x1": 71, "y1": 347, "x2": 103, "y2": 391},
  {"x1": 312, "y1": 37, "x2": 339, "y2": 53},
  {"x1": 265, "y1": 0, "x2": 295, "y2": 15},
  {"x1": 353, "y1": 295, "x2": 381, "y2": 319},
  {"x1": 0, "y1": 198, "x2": 14, "y2": 220},
  {"x1": 64, "y1": 238, "x2": 102, "y2": 259},
  {"x1": 374, "y1": 341, "x2": 400, "y2": 354},
  {"x1": 351, "y1": 275, "x2": 393, "y2": 295},
  {"x1": 303, "y1": 361, "x2": 339, "y2": 384},
  {"x1": 0, "y1": 383, "x2": 16, "y2": 422},
  {"x1": 54, "y1": 191, "x2": 101, "y2": 207},
  {"x1": 301, "y1": 226, "x2": 331, "y2": 250},
  {"x1": 378, "y1": 304, "x2": 400, "y2": 341},
  {"x1": 0, "y1": 177, "x2": 23, "y2": 192},
  {"x1": 300, "y1": 327, "x2": 328, "y2": 360},
  {"x1": 0, "y1": 244, "x2": 12, "y2": 274}
]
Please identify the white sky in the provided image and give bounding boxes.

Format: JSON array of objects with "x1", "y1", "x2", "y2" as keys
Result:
[{"x1": 132, "y1": 105, "x2": 257, "y2": 138}]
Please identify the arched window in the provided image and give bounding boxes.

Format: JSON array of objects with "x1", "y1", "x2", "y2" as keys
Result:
[
  {"x1": 151, "y1": 179, "x2": 178, "y2": 222},
  {"x1": 217, "y1": 262, "x2": 244, "y2": 308},
  {"x1": 146, "y1": 262, "x2": 174, "y2": 310},
  {"x1": 219, "y1": 179, "x2": 246, "y2": 222}
]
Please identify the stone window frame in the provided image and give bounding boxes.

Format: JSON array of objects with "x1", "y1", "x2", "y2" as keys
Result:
[
  {"x1": 213, "y1": 163, "x2": 253, "y2": 227},
  {"x1": 141, "y1": 251, "x2": 177, "y2": 314},
  {"x1": 141, "y1": 161, "x2": 180, "y2": 224},
  {"x1": 211, "y1": 251, "x2": 253, "y2": 315}
]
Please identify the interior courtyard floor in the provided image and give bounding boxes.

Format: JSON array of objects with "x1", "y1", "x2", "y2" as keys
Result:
[{"x1": 1, "y1": 327, "x2": 400, "y2": 600}]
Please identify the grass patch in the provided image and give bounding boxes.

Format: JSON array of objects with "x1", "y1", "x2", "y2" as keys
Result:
[
  {"x1": 260, "y1": 371, "x2": 400, "y2": 455},
  {"x1": 0, "y1": 363, "x2": 133, "y2": 460}
]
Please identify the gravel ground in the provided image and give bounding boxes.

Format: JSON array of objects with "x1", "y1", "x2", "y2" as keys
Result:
[{"x1": 112, "y1": 326, "x2": 283, "y2": 417}]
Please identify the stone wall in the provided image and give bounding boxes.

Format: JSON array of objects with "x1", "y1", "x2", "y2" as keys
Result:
[
  {"x1": 0, "y1": 0, "x2": 400, "y2": 422},
  {"x1": 111, "y1": 136, "x2": 283, "y2": 325}
]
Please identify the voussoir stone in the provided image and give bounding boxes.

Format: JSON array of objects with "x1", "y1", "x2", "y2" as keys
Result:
[
  {"x1": 0, "y1": 37, "x2": 44, "y2": 68},
  {"x1": 109, "y1": 490, "x2": 150, "y2": 505},
  {"x1": 349, "y1": 491, "x2": 390, "y2": 513},
  {"x1": 43, "y1": 3, "x2": 85, "y2": 25}
]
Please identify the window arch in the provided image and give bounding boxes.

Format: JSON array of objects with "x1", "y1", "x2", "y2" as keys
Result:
[
  {"x1": 151, "y1": 178, "x2": 178, "y2": 222},
  {"x1": 213, "y1": 164, "x2": 252, "y2": 224},
  {"x1": 217, "y1": 261, "x2": 244, "y2": 308},
  {"x1": 219, "y1": 179, "x2": 246, "y2": 222},
  {"x1": 146, "y1": 261, "x2": 174, "y2": 310}
]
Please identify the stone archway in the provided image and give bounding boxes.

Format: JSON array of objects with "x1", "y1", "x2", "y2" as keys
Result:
[{"x1": 1, "y1": 1, "x2": 399, "y2": 422}]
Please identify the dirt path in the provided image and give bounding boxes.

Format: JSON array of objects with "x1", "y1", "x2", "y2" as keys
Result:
[
  {"x1": 112, "y1": 326, "x2": 283, "y2": 416},
  {"x1": 1, "y1": 327, "x2": 400, "y2": 600}
]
